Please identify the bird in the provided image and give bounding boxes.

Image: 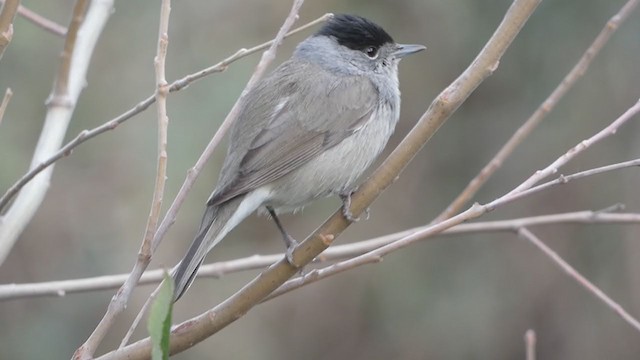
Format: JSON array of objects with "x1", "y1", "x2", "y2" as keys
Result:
[{"x1": 172, "y1": 14, "x2": 425, "y2": 301}]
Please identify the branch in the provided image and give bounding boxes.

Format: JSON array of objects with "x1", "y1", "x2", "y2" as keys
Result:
[
  {"x1": 0, "y1": 13, "x2": 332, "y2": 214},
  {"x1": 518, "y1": 227, "x2": 640, "y2": 332},
  {"x1": 75, "y1": 2, "x2": 308, "y2": 358},
  {"x1": 0, "y1": 0, "x2": 67, "y2": 36},
  {"x1": 259, "y1": 159, "x2": 637, "y2": 299},
  {"x1": 118, "y1": 0, "x2": 172, "y2": 347},
  {"x1": 2, "y1": 210, "x2": 639, "y2": 301},
  {"x1": 433, "y1": 0, "x2": 639, "y2": 222},
  {"x1": 0, "y1": 87, "x2": 12, "y2": 126},
  {"x1": 17, "y1": 3, "x2": 67, "y2": 36},
  {"x1": 261, "y1": 109, "x2": 640, "y2": 301},
  {"x1": 73, "y1": 1, "x2": 172, "y2": 357},
  {"x1": 502, "y1": 99, "x2": 640, "y2": 197},
  {"x1": 0, "y1": 0, "x2": 20, "y2": 60},
  {"x1": 53, "y1": 0, "x2": 89, "y2": 99},
  {"x1": 488, "y1": 158, "x2": 640, "y2": 209},
  {"x1": 0, "y1": 0, "x2": 113, "y2": 264},
  {"x1": 98, "y1": 1, "x2": 542, "y2": 358}
]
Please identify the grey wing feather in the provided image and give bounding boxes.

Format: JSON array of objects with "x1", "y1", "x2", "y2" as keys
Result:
[{"x1": 208, "y1": 60, "x2": 378, "y2": 206}]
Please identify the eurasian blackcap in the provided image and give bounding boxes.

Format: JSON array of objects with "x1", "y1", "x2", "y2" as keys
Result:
[{"x1": 173, "y1": 14, "x2": 425, "y2": 300}]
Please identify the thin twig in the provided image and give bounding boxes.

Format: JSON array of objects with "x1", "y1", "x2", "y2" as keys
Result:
[
  {"x1": 504, "y1": 99, "x2": 640, "y2": 196},
  {"x1": 52, "y1": 0, "x2": 88, "y2": 100},
  {"x1": 488, "y1": 158, "x2": 640, "y2": 210},
  {"x1": 0, "y1": 13, "x2": 331, "y2": 214},
  {"x1": 0, "y1": 0, "x2": 113, "y2": 265},
  {"x1": 2, "y1": 210, "x2": 639, "y2": 301},
  {"x1": 0, "y1": 0, "x2": 67, "y2": 36},
  {"x1": 77, "y1": 2, "x2": 307, "y2": 359},
  {"x1": 0, "y1": 88, "x2": 13, "y2": 126},
  {"x1": 17, "y1": 3, "x2": 67, "y2": 36},
  {"x1": 118, "y1": 0, "x2": 172, "y2": 348},
  {"x1": 525, "y1": 329, "x2": 536, "y2": 360},
  {"x1": 0, "y1": 0, "x2": 20, "y2": 59},
  {"x1": 98, "y1": 1, "x2": 542, "y2": 358},
  {"x1": 433, "y1": 0, "x2": 640, "y2": 222},
  {"x1": 518, "y1": 227, "x2": 640, "y2": 332}
]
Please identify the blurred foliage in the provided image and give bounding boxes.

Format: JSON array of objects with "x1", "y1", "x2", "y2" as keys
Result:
[{"x1": 0, "y1": 0, "x2": 639, "y2": 359}]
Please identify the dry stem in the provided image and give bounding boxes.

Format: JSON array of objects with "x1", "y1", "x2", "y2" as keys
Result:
[{"x1": 433, "y1": 0, "x2": 639, "y2": 222}]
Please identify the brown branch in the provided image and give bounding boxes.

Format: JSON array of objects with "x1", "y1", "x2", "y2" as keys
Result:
[
  {"x1": 0, "y1": 13, "x2": 331, "y2": 214},
  {"x1": 52, "y1": 0, "x2": 88, "y2": 100},
  {"x1": 518, "y1": 227, "x2": 640, "y2": 332},
  {"x1": 0, "y1": 0, "x2": 67, "y2": 36},
  {"x1": 0, "y1": 87, "x2": 12, "y2": 126},
  {"x1": 118, "y1": 0, "x2": 172, "y2": 348},
  {"x1": 2, "y1": 210, "x2": 638, "y2": 301},
  {"x1": 433, "y1": 0, "x2": 640, "y2": 222},
  {"x1": 488, "y1": 158, "x2": 640, "y2": 210},
  {"x1": 504, "y1": 99, "x2": 640, "y2": 196},
  {"x1": 0, "y1": 0, "x2": 20, "y2": 59},
  {"x1": 73, "y1": 1, "x2": 172, "y2": 358},
  {"x1": 261, "y1": 155, "x2": 640, "y2": 300},
  {"x1": 261, "y1": 107, "x2": 640, "y2": 300},
  {"x1": 17, "y1": 3, "x2": 67, "y2": 36},
  {"x1": 97, "y1": 1, "x2": 541, "y2": 358}
]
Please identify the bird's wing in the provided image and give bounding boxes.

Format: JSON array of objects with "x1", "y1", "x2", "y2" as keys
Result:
[{"x1": 207, "y1": 60, "x2": 378, "y2": 206}]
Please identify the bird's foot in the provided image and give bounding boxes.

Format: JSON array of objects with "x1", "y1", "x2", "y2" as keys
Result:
[
  {"x1": 340, "y1": 190, "x2": 370, "y2": 222},
  {"x1": 284, "y1": 236, "x2": 301, "y2": 268}
]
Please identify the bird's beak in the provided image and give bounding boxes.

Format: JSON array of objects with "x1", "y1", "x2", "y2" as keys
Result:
[{"x1": 393, "y1": 43, "x2": 426, "y2": 58}]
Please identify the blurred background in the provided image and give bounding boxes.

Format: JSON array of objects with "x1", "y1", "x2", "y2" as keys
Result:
[{"x1": 1, "y1": 0, "x2": 639, "y2": 359}]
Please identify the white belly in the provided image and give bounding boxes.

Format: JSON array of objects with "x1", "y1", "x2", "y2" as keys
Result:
[{"x1": 264, "y1": 104, "x2": 397, "y2": 213}]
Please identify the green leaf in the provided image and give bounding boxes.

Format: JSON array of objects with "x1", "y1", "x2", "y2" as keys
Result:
[{"x1": 148, "y1": 272, "x2": 175, "y2": 360}]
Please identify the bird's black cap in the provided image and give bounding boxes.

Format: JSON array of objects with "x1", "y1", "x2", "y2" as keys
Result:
[{"x1": 315, "y1": 14, "x2": 394, "y2": 50}]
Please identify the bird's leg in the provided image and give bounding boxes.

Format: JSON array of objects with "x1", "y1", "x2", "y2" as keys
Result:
[
  {"x1": 339, "y1": 190, "x2": 370, "y2": 222},
  {"x1": 266, "y1": 206, "x2": 300, "y2": 267}
]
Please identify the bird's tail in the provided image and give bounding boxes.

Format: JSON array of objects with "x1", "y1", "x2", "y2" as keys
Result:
[{"x1": 172, "y1": 196, "x2": 245, "y2": 301}]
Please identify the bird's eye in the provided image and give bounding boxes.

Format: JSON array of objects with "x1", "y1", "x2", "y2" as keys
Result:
[{"x1": 364, "y1": 46, "x2": 378, "y2": 58}]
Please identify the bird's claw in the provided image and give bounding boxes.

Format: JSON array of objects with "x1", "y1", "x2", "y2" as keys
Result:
[
  {"x1": 340, "y1": 190, "x2": 370, "y2": 222},
  {"x1": 284, "y1": 236, "x2": 304, "y2": 269}
]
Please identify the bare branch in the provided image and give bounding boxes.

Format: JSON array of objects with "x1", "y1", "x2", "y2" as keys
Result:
[
  {"x1": 2, "y1": 210, "x2": 638, "y2": 301},
  {"x1": 0, "y1": 0, "x2": 20, "y2": 59},
  {"x1": 73, "y1": 1, "x2": 173, "y2": 357},
  {"x1": 53, "y1": 0, "x2": 88, "y2": 99},
  {"x1": 501, "y1": 99, "x2": 640, "y2": 197},
  {"x1": 98, "y1": 1, "x2": 542, "y2": 358},
  {"x1": 118, "y1": 0, "x2": 172, "y2": 348},
  {"x1": 0, "y1": 0, "x2": 114, "y2": 265},
  {"x1": 488, "y1": 158, "x2": 640, "y2": 209},
  {"x1": 266, "y1": 211, "x2": 640, "y2": 300},
  {"x1": 518, "y1": 227, "x2": 640, "y2": 332},
  {"x1": 260, "y1": 105, "x2": 640, "y2": 305},
  {"x1": 0, "y1": 87, "x2": 12, "y2": 126},
  {"x1": 0, "y1": 13, "x2": 332, "y2": 214},
  {"x1": 16, "y1": 3, "x2": 67, "y2": 36},
  {"x1": 433, "y1": 0, "x2": 640, "y2": 222},
  {"x1": 0, "y1": 0, "x2": 67, "y2": 36}
]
